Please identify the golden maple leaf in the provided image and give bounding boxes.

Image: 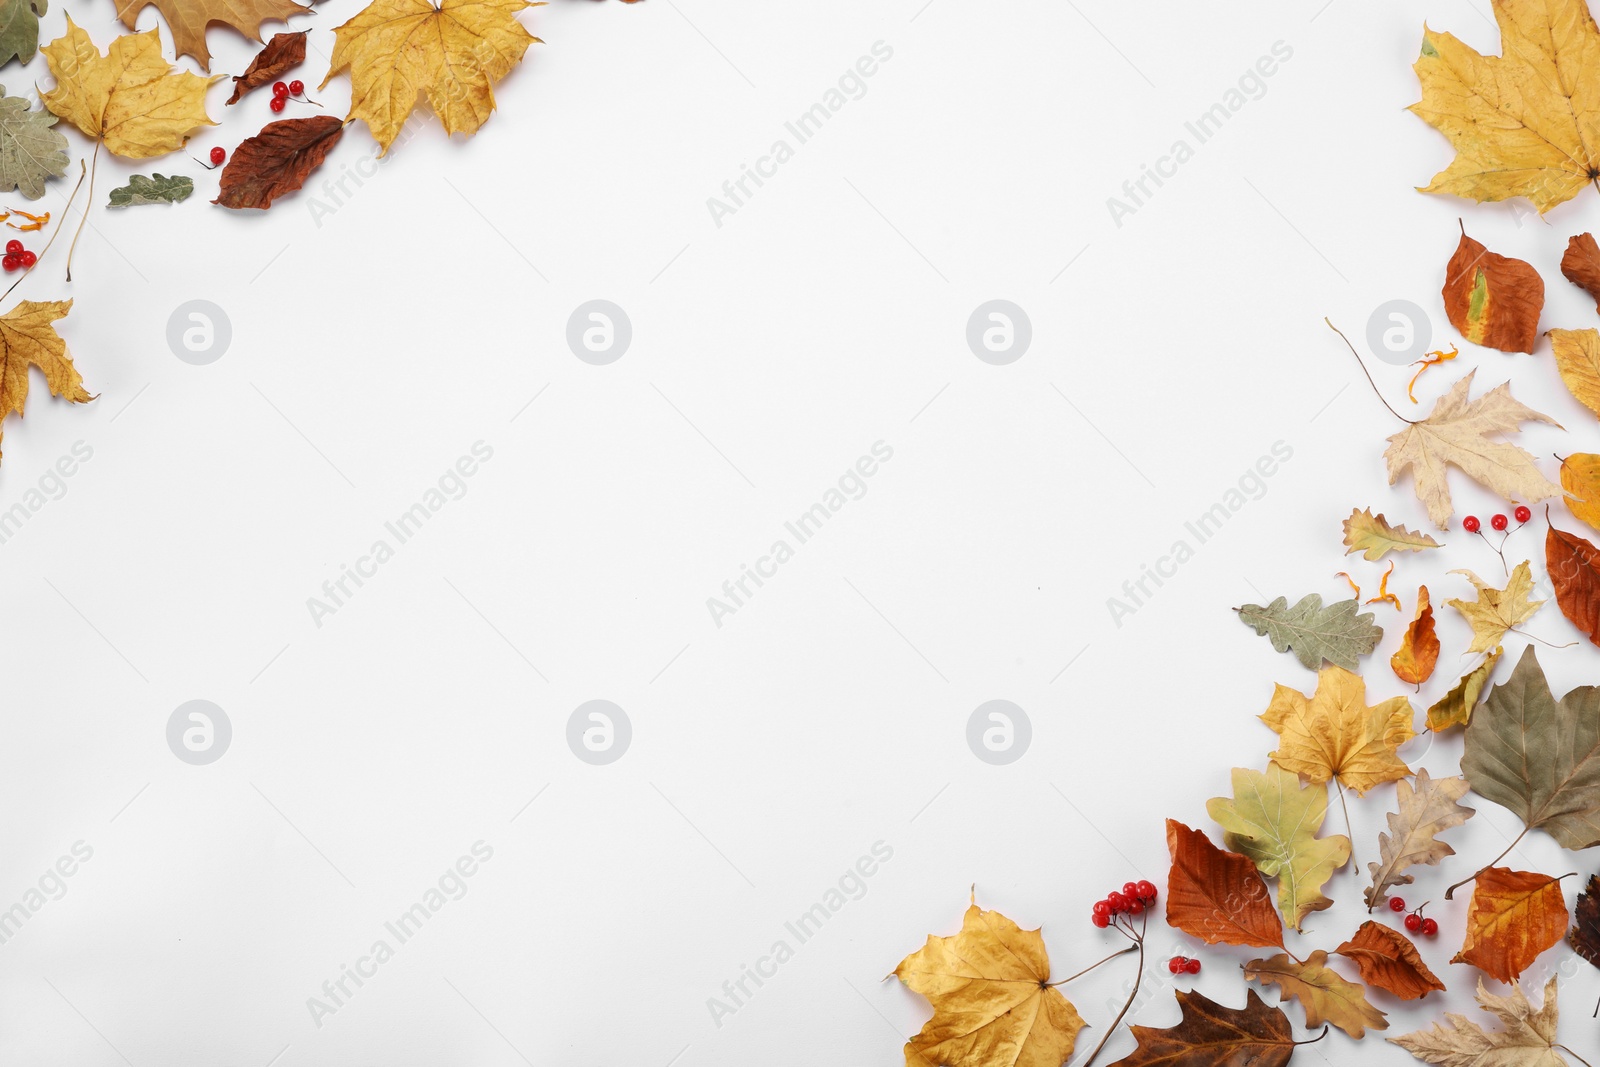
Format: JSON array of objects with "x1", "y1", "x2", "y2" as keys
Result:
[
  {"x1": 1410, "y1": 0, "x2": 1600, "y2": 213},
  {"x1": 0, "y1": 300, "x2": 91, "y2": 463},
  {"x1": 114, "y1": 0, "x2": 307, "y2": 72},
  {"x1": 321, "y1": 0, "x2": 543, "y2": 154},
  {"x1": 1547, "y1": 328, "x2": 1600, "y2": 420},
  {"x1": 892, "y1": 897, "x2": 1086, "y2": 1067},
  {"x1": 1259, "y1": 666, "x2": 1416, "y2": 795},
  {"x1": 1448, "y1": 561, "x2": 1545, "y2": 653},
  {"x1": 40, "y1": 18, "x2": 217, "y2": 159}
]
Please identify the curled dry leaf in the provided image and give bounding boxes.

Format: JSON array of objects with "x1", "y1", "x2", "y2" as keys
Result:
[
  {"x1": 1164, "y1": 819, "x2": 1284, "y2": 950},
  {"x1": 1334, "y1": 921, "x2": 1446, "y2": 1001},
  {"x1": 1235, "y1": 594, "x2": 1383, "y2": 671},
  {"x1": 228, "y1": 31, "x2": 307, "y2": 104},
  {"x1": 892, "y1": 897, "x2": 1085, "y2": 1067},
  {"x1": 1384, "y1": 370, "x2": 1562, "y2": 529},
  {"x1": 1343, "y1": 507, "x2": 1441, "y2": 561},
  {"x1": 1259, "y1": 665, "x2": 1416, "y2": 795},
  {"x1": 1108, "y1": 989, "x2": 1300, "y2": 1067},
  {"x1": 1561, "y1": 233, "x2": 1600, "y2": 316},
  {"x1": 1546, "y1": 328, "x2": 1600, "y2": 420},
  {"x1": 1447, "y1": 561, "x2": 1544, "y2": 653},
  {"x1": 1364, "y1": 769, "x2": 1475, "y2": 910},
  {"x1": 1441, "y1": 227, "x2": 1544, "y2": 353},
  {"x1": 1560, "y1": 453, "x2": 1600, "y2": 531},
  {"x1": 1391, "y1": 585, "x2": 1439, "y2": 686},
  {"x1": 1390, "y1": 976, "x2": 1566, "y2": 1067},
  {"x1": 0, "y1": 300, "x2": 89, "y2": 465},
  {"x1": 1547, "y1": 517, "x2": 1600, "y2": 646},
  {"x1": 1243, "y1": 950, "x2": 1387, "y2": 1038},
  {"x1": 215, "y1": 116, "x2": 345, "y2": 210},
  {"x1": 1425, "y1": 648, "x2": 1501, "y2": 731},
  {"x1": 115, "y1": 0, "x2": 306, "y2": 71},
  {"x1": 1569, "y1": 873, "x2": 1600, "y2": 969},
  {"x1": 1452, "y1": 867, "x2": 1568, "y2": 984},
  {"x1": 107, "y1": 172, "x2": 192, "y2": 207}
]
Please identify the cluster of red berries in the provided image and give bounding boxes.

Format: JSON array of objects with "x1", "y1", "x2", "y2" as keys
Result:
[
  {"x1": 269, "y1": 79, "x2": 309, "y2": 113},
  {"x1": 1166, "y1": 955, "x2": 1202, "y2": 975},
  {"x1": 1387, "y1": 895, "x2": 1438, "y2": 937},
  {"x1": 1091, "y1": 880, "x2": 1157, "y2": 928},
  {"x1": 1462, "y1": 504, "x2": 1531, "y2": 534},
  {"x1": 2, "y1": 239, "x2": 37, "y2": 272}
]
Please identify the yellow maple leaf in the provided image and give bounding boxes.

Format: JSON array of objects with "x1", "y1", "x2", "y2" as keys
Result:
[
  {"x1": 1448, "y1": 561, "x2": 1545, "y2": 653},
  {"x1": 1260, "y1": 666, "x2": 1416, "y2": 795},
  {"x1": 892, "y1": 897, "x2": 1086, "y2": 1067},
  {"x1": 321, "y1": 0, "x2": 543, "y2": 154},
  {"x1": 41, "y1": 18, "x2": 217, "y2": 159},
  {"x1": 1561, "y1": 453, "x2": 1600, "y2": 531},
  {"x1": 114, "y1": 0, "x2": 307, "y2": 72},
  {"x1": 1409, "y1": 0, "x2": 1600, "y2": 213},
  {"x1": 1547, "y1": 328, "x2": 1600, "y2": 420},
  {"x1": 0, "y1": 300, "x2": 91, "y2": 463}
]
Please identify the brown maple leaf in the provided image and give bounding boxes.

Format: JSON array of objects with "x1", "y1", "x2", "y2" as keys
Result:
[
  {"x1": 115, "y1": 0, "x2": 308, "y2": 71},
  {"x1": 1109, "y1": 988, "x2": 1310, "y2": 1067}
]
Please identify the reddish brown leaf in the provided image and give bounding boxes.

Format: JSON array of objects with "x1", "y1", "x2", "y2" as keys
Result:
[
  {"x1": 215, "y1": 116, "x2": 344, "y2": 211},
  {"x1": 1547, "y1": 518, "x2": 1600, "y2": 647},
  {"x1": 1392, "y1": 584, "x2": 1440, "y2": 686},
  {"x1": 1452, "y1": 867, "x2": 1568, "y2": 984},
  {"x1": 1109, "y1": 989, "x2": 1300, "y2": 1067},
  {"x1": 1442, "y1": 226, "x2": 1544, "y2": 353},
  {"x1": 1164, "y1": 819, "x2": 1285, "y2": 950},
  {"x1": 227, "y1": 31, "x2": 307, "y2": 104},
  {"x1": 1335, "y1": 920, "x2": 1446, "y2": 1000},
  {"x1": 1569, "y1": 873, "x2": 1600, "y2": 969},
  {"x1": 1563, "y1": 233, "x2": 1600, "y2": 316}
]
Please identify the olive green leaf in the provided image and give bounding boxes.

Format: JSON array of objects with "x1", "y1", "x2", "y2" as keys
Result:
[
  {"x1": 1363, "y1": 769, "x2": 1475, "y2": 910},
  {"x1": 0, "y1": 85, "x2": 66, "y2": 199},
  {"x1": 1426, "y1": 648, "x2": 1502, "y2": 731},
  {"x1": 108, "y1": 172, "x2": 193, "y2": 207},
  {"x1": 1236, "y1": 594, "x2": 1383, "y2": 671},
  {"x1": 0, "y1": 0, "x2": 46, "y2": 67}
]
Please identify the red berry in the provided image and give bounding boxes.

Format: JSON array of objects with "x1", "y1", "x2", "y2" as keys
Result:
[
  {"x1": 1514, "y1": 505, "x2": 1532, "y2": 524},
  {"x1": 1421, "y1": 917, "x2": 1439, "y2": 937},
  {"x1": 1092, "y1": 900, "x2": 1111, "y2": 918},
  {"x1": 1404, "y1": 913, "x2": 1423, "y2": 932},
  {"x1": 2, "y1": 255, "x2": 17, "y2": 272},
  {"x1": 1168, "y1": 957, "x2": 1185, "y2": 974},
  {"x1": 1123, "y1": 881, "x2": 1139, "y2": 898},
  {"x1": 1185, "y1": 957, "x2": 1201, "y2": 974},
  {"x1": 19, "y1": 250, "x2": 35, "y2": 268},
  {"x1": 1091, "y1": 912, "x2": 1109, "y2": 929},
  {"x1": 1135, "y1": 880, "x2": 1157, "y2": 901},
  {"x1": 209, "y1": 146, "x2": 225, "y2": 165},
  {"x1": 1107, "y1": 892, "x2": 1127, "y2": 912},
  {"x1": 1463, "y1": 515, "x2": 1480, "y2": 533},
  {"x1": 5, "y1": 239, "x2": 21, "y2": 256},
  {"x1": 289, "y1": 79, "x2": 305, "y2": 95},
  {"x1": 1491, "y1": 513, "x2": 1509, "y2": 531},
  {"x1": 1388, "y1": 895, "x2": 1406, "y2": 912},
  {"x1": 272, "y1": 80, "x2": 289, "y2": 97},
  {"x1": 269, "y1": 96, "x2": 286, "y2": 113},
  {"x1": 1125, "y1": 899, "x2": 1144, "y2": 916}
]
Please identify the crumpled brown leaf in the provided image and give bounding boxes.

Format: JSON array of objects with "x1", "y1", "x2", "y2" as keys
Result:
[
  {"x1": 215, "y1": 115, "x2": 344, "y2": 210},
  {"x1": 1335, "y1": 920, "x2": 1445, "y2": 1000},
  {"x1": 227, "y1": 31, "x2": 306, "y2": 104},
  {"x1": 1561, "y1": 233, "x2": 1600, "y2": 316}
]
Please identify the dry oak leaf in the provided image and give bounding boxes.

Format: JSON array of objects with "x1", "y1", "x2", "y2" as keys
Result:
[
  {"x1": 1547, "y1": 328, "x2": 1600, "y2": 420},
  {"x1": 41, "y1": 18, "x2": 216, "y2": 159},
  {"x1": 1569, "y1": 873, "x2": 1600, "y2": 969},
  {"x1": 1343, "y1": 507, "x2": 1441, "y2": 561},
  {"x1": 1409, "y1": 0, "x2": 1600, "y2": 213},
  {"x1": 1335, "y1": 921, "x2": 1446, "y2": 1001},
  {"x1": 1448, "y1": 561, "x2": 1545, "y2": 653},
  {"x1": 1560, "y1": 453, "x2": 1600, "y2": 531},
  {"x1": 1164, "y1": 819, "x2": 1285, "y2": 950},
  {"x1": 1392, "y1": 585, "x2": 1440, "y2": 686},
  {"x1": 1561, "y1": 233, "x2": 1600, "y2": 316},
  {"x1": 1427, "y1": 649, "x2": 1502, "y2": 732},
  {"x1": 1235, "y1": 595, "x2": 1383, "y2": 672},
  {"x1": 1243, "y1": 950, "x2": 1387, "y2": 1038},
  {"x1": 215, "y1": 115, "x2": 343, "y2": 210},
  {"x1": 1548, "y1": 517, "x2": 1600, "y2": 645},
  {"x1": 0, "y1": 299, "x2": 88, "y2": 464},
  {"x1": 1259, "y1": 665, "x2": 1416, "y2": 796},
  {"x1": 1364, "y1": 769, "x2": 1476, "y2": 911},
  {"x1": 1107, "y1": 989, "x2": 1304, "y2": 1067},
  {"x1": 1206, "y1": 764, "x2": 1351, "y2": 932},
  {"x1": 1442, "y1": 227, "x2": 1544, "y2": 353},
  {"x1": 1453, "y1": 867, "x2": 1568, "y2": 984},
  {"x1": 892, "y1": 897, "x2": 1086, "y2": 1067},
  {"x1": 1391, "y1": 976, "x2": 1568, "y2": 1067},
  {"x1": 1384, "y1": 369, "x2": 1562, "y2": 529},
  {"x1": 115, "y1": 0, "x2": 305, "y2": 71},
  {"x1": 228, "y1": 31, "x2": 307, "y2": 104},
  {"x1": 321, "y1": 0, "x2": 543, "y2": 154}
]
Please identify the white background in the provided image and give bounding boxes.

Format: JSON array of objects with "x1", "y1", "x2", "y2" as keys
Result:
[{"x1": 2, "y1": 0, "x2": 1600, "y2": 1063}]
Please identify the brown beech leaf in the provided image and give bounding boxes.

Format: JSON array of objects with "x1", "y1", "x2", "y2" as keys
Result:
[
  {"x1": 1244, "y1": 949, "x2": 1387, "y2": 1038},
  {"x1": 215, "y1": 115, "x2": 344, "y2": 210},
  {"x1": 1452, "y1": 867, "x2": 1568, "y2": 983},
  {"x1": 1109, "y1": 989, "x2": 1302, "y2": 1067},
  {"x1": 1562, "y1": 232, "x2": 1600, "y2": 316},
  {"x1": 227, "y1": 31, "x2": 306, "y2": 104},
  {"x1": 1442, "y1": 226, "x2": 1544, "y2": 353},
  {"x1": 1164, "y1": 819, "x2": 1284, "y2": 950},
  {"x1": 1547, "y1": 517, "x2": 1600, "y2": 646},
  {"x1": 1335, "y1": 920, "x2": 1446, "y2": 1000},
  {"x1": 1391, "y1": 585, "x2": 1439, "y2": 686},
  {"x1": 1569, "y1": 873, "x2": 1600, "y2": 969}
]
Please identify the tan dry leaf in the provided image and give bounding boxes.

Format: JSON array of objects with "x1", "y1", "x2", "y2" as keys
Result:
[
  {"x1": 1390, "y1": 976, "x2": 1566, "y2": 1066},
  {"x1": 1448, "y1": 561, "x2": 1545, "y2": 653},
  {"x1": 1243, "y1": 950, "x2": 1387, "y2": 1038},
  {"x1": 1363, "y1": 769, "x2": 1475, "y2": 909},
  {"x1": 1343, "y1": 507, "x2": 1442, "y2": 561}
]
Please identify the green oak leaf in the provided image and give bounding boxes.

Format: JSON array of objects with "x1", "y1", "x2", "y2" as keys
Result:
[
  {"x1": 0, "y1": 85, "x2": 66, "y2": 199},
  {"x1": 0, "y1": 0, "x2": 45, "y2": 67},
  {"x1": 108, "y1": 173, "x2": 193, "y2": 208},
  {"x1": 1236, "y1": 594, "x2": 1384, "y2": 671}
]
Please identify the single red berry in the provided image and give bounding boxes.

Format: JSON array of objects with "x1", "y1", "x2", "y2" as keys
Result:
[
  {"x1": 1135, "y1": 880, "x2": 1157, "y2": 901},
  {"x1": 1, "y1": 255, "x2": 17, "y2": 272},
  {"x1": 1126, "y1": 899, "x2": 1144, "y2": 916},
  {"x1": 1463, "y1": 515, "x2": 1481, "y2": 533},
  {"x1": 209, "y1": 146, "x2": 225, "y2": 165},
  {"x1": 1404, "y1": 913, "x2": 1423, "y2": 932},
  {"x1": 19, "y1": 250, "x2": 35, "y2": 268},
  {"x1": 1091, "y1": 912, "x2": 1109, "y2": 929},
  {"x1": 5, "y1": 239, "x2": 21, "y2": 256},
  {"x1": 1185, "y1": 957, "x2": 1201, "y2": 974},
  {"x1": 272, "y1": 80, "x2": 289, "y2": 97},
  {"x1": 1514, "y1": 505, "x2": 1532, "y2": 524},
  {"x1": 1168, "y1": 957, "x2": 1185, "y2": 974},
  {"x1": 1491, "y1": 513, "x2": 1509, "y2": 531},
  {"x1": 289, "y1": 78, "x2": 305, "y2": 95},
  {"x1": 1421, "y1": 917, "x2": 1439, "y2": 937},
  {"x1": 1107, "y1": 891, "x2": 1127, "y2": 912},
  {"x1": 1092, "y1": 900, "x2": 1111, "y2": 918},
  {"x1": 1388, "y1": 895, "x2": 1406, "y2": 912},
  {"x1": 1123, "y1": 881, "x2": 1139, "y2": 898},
  {"x1": 270, "y1": 96, "x2": 287, "y2": 113}
]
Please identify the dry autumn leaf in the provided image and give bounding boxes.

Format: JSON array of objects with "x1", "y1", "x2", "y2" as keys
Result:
[
  {"x1": 1442, "y1": 227, "x2": 1544, "y2": 353},
  {"x1": 0, "y1": 299, "x2": 89, "y2": 464},
  {"x1": 1560, "y1": 453, "x2": 1600, "y2": 531},
  {"x1": 892, "y1": 897, "x2": 1086, "y2": 1067},
  {"x1": 228, "y1": 31, "x2": 307, "y2": 104},
  {"x1": 1453, "y1": 867, "x2": 1568, "y2": 984},
  {"x1": 215, "y1": 116, "x2": 344, "y2": 210},
  {"x1": 1546, "y1": 328, "x2": 1600, "y2": 420},
  {"x1": 1243, "y1": 950, "x2": 1387, "y2": 1038},
  {"x1": 114, "y1": 0, "x2": 305, "y2": 71},
  {"x1": 1547, "y1": 516, "x2": 1600, "y2": 646},
  {"x1": 1335, "y1": 920, "x2": 1446, "y2": 1000},
  {"x1": 1391, "y1": 976, "x2": 1569, "y2": 1067},
  {"x1": 1364, "y1": 770, "x2": 1475, "y2": 910},
  {"x1": 1392, "y1": 585, "x2": 1439, "y2": 686},
  {"x1": 1235, "y1": 595, "x2": 1383, "y2": 671},
  {"x1": 1206, "y1": 764, "x2": 1350, "y2": 932},
  {"x1": 1426, "y1": 649, "x2": 1502, "y2": 731},
  {"x1": 1164, "y1": 819, "x2": 1285, "y2": 950},
  {"x1": 1343, "y1": 507, "x2": 1441, "y2": 561},
  {"x1": 1561, "y1": 233, "x2": 1600, "y2": 316},
  {"x1": 1409, "y1": 0, "x2": 1600, "y2": 213},
  {"x1": 1109, "y1": 989, "x2": 1304, "y2": 1067},
  {"x1": 1259, "y1": 665, "x2": 1416, "y2": 795},
  {"x1": 321, "y1": 0, "x2": 543, "y2": 154},
  {"x1": 1569, "y1": 873, "x2": 1600, "y2": 969},
  {"x1": 1448, "y1": 561, "x2": 1545, "y2": 652},
  {"x1": 0, "y1": 0, "x2": 46, "y2": 67}
]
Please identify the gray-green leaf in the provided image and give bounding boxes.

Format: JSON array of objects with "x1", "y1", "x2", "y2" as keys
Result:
[
  {"x1": 0, "y1": 0, "x2": 45, "y2": 67},
  {"x1": 108, "y1": 173, "x2": 193, "y2": 208},
  {"x1": 0, "y1": 85, "x2": 66, "y2": 199},
  {"x1": 1236, "y1": 594, "x2": 1383, "y2": 671}
]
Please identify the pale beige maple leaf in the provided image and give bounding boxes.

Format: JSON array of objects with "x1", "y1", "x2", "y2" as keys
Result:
[
  {"x1": 1448, "y1": 561, "x2": 1545, "y2": 653},
  {"x1": 1390, "y1": 976, "x2": 1567, "y2": 1067}
]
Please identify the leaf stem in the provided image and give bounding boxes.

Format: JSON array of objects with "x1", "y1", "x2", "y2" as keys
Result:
[
  {"x1": 1049, "y1": 944, "x2": 1138, "y2": 986},
  {"x1": 1558, "y1": 1044, "x2": 1596, "y2": 1067},
  {"x1": 1336, "y1": 782, "x2": 1358, "y2": 883},
  {"x1": 1325, "y1": 318, "x2": 1418, "y2": 425},
  {"x1": 65, "y1": 141, "x2": 100, "y2": 283},
  {"x1": 1293, "y1": 1027, "x2": 1331, "y2": 1047},
  {"x1": 1444, "y1": 827, "x2": 1527, "y2": 899}
]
